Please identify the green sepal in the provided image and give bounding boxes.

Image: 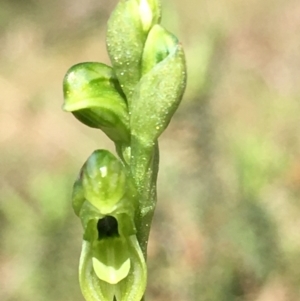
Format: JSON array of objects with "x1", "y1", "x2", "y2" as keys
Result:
[
  {"x1": 130, "y1": 27, "x2": 187, "y2": 145},
  {"x1": 80, "y1": 149, "x2": 128, "y2": 213},
  {"x1": 72, "y1": 176, "x2": 85, "y2": 216},
  {"x1": 63, "y1": 62, "x2": 130, "y2": 143},
  {"x1": 106, "y1": 0, "x2": 161, "y2": 102}
]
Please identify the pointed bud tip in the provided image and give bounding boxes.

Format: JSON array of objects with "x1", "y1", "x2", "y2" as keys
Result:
[
  {"x1": 139, "y1": 0, "x2": 153, "y2": 31},
  {"x1": 141, "y1": 24, "x2": 180, "y2": 75}
]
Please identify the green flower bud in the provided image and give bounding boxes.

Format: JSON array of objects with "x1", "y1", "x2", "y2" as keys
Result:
[
  {"x1": 139, "y1": 0, "x2": 161, "y2": 31},
  {"x1": 130, "y1": 24, "x2": 187, "y2": 145},
  {"x1": 63, "y1": 62, "x2": 130, "y2": 143},
  {"x1": 141, "y1": 24, "x2": 178, "y2": 75},
  {"x1": 106, "y1": 0, "x2": 161, "y2": 102}
]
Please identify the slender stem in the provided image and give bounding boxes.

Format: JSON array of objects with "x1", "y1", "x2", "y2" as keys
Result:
[{"x1": 130, "y1": 137, "x2": 159, "y2": 258}]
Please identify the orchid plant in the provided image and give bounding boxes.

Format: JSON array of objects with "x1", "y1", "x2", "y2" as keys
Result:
[{"x1": 62, "y1": 0, "x2": 186, "y2": 300}]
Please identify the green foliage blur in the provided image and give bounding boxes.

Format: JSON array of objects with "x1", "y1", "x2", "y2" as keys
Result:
[{"x1": 1, "y1": 0, "x2": 300, "y2": 300}]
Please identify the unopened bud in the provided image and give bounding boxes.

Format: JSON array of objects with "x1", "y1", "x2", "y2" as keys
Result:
[
  {"x1": 106, "y1": 0, "x2": 161, "y2": 103},
  {"x1": 63, "y1": 62, "x2": 130, "y2": 143},
  {"x1": 130, "y1": 25, "x2": 187, "y2": 144}
]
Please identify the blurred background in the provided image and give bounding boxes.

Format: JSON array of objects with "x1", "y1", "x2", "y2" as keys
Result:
[{"x1": 1, "y1": 0, "x2": 300, "y2": 300}]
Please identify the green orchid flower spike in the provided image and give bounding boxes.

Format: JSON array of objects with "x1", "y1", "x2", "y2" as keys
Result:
[{"x1": 62, "y1": 0, "x2": 186, "y2": 300}]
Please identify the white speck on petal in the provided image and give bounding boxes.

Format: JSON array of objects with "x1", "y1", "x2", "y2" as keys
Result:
[
  {"x1": 68, "y1": 71, "x2": 76, "y2": 83},
  {"x1": 99, "y1": 166, "x2": 107, "y2": 177}
]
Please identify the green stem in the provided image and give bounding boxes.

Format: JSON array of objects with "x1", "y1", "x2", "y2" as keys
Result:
[{"x1": 130, "y1": 137, "x2": 159, "y2": 258}]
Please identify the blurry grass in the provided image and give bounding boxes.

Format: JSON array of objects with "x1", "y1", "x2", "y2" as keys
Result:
[{"x1": 1, "y1": 0, "x2": 300, "y2": 300}]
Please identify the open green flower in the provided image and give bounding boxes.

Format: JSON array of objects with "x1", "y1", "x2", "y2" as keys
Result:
[{"x1": 73, "y1": 150, "x2": 146, "y2": 301}]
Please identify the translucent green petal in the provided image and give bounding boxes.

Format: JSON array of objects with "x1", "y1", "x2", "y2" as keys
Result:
[{"x1": 92, "y1": 237, "x2": 131, "y2": 284}]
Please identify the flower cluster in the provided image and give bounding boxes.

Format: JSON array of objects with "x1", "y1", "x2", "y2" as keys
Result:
[{"x1": 62, "y1": 1, "x2": 186, "y2": 300}]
